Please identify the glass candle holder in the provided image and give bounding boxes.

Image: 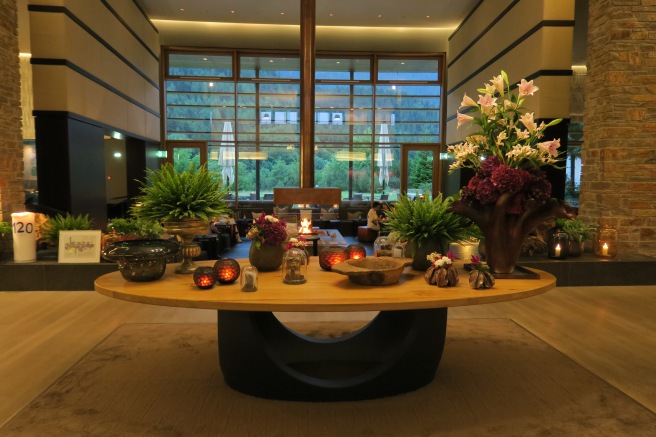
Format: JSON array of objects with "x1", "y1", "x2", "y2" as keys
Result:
[
  {"x1": 595, "y1": 224, "x2": 618, "y2": 258},
  {"x1": 319, "y1": 247, "x2": 349, "y2": 271},
  {"x1": 282, "y1": 248, "x2": 308, "y2": 284},
  {"x1": 346, "y1": 244, "x2": 367, "y2": 260},
  {"x1": 193, "y1": 266, "x2": 217, "y2": 289},
  {"x1": 548, "y1": 229, "x2": 569, "y2": 259},
  {"x1": 240, "y1": 265, "x2": 258, "y2": 292},
  {"x1": 374, "y1": 235, "x2": 392, "y2": 257},
  {"x1": 213, "y1": 258, "x2": 241, "y2": 284}
]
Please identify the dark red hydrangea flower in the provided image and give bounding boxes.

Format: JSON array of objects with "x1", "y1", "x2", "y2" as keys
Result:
[
  {"x1": 480, "y1": 156, "x2": 501, "y2": 177},
  {"x1": 475, "y1": 178, "x2": 500, "y2": 204},
  {"x1": 490, "y1": 165, "x2": 531, "y2": 194}
]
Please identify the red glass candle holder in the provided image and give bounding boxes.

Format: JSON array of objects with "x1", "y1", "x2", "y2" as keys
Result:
[
  {"x1": 347, "y1": 244, "x2": 366, "y2": 260},
  {"x1": 213, "y1": 258, "x2": 241, "y2": 284},
  {"x1": 319, "y1": 247, "x2": 349, "y2": 271},
  {"x1": 193, "y1": 266, "x2": 217, "y2": 289}
]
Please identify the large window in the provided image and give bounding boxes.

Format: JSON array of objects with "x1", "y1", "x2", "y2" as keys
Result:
[{"x1": 163, "y1": 50, "x2": 444, "y2": 203}]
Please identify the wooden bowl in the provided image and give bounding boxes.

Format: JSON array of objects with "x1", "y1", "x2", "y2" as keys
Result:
[{"x1": 330, "y1": 257, "x2": 412, "y2": 286}]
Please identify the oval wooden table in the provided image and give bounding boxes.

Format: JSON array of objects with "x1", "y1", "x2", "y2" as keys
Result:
[{"x1": 95, "y1": 259, "x2": 555, "y2": 402}]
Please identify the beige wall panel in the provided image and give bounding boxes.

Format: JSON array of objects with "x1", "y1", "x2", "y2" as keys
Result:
[
  {"x1": 42, "y1": 67, "x2": 159, "y2": 141},
  {"x1": 543, "y1": 0, "x2": 576, "y2": 19},
  {"x1": 155, "y1": 21, "x2": 449, "y2": 53},
  {"x1": 448, "y1": 0, "x2": 514, "y2": 58},
  {"x1": 526, "y1": 76, "x2": 571, "y2": 119},
  {"x1": 31, "y1": 65, "x2": 69, "y2": 110},
  {"x1": 34, "y1": 16, "x2": 159, "y2": 115},
  {"x1": 448, "y1": 3, "x2": 544, "y2": 83},
  {"x1": 28, "y1": 12, "x2": 67, "y2": 59},
  {"x1": 105, "y1": 0, "x2": 159, "y2": 55},
  {"x1": 63, "y1": 0, "x2": 158, "y2": 81},
  {"x1": 447, "y1": 29, "x2": 573, "y2": 120}
]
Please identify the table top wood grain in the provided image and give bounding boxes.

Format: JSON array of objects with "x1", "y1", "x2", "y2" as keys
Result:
[{"x1": 94, "y1": 259, "x2": 556, "y2": 312}]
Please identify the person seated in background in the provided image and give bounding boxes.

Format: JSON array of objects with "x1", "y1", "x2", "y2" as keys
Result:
[
  {"x1": 210, "y1": 215, "x2": 242, "y2": 243},
  {"x1": 367, "y1": 202, "x2": 383, "y2": 232}
]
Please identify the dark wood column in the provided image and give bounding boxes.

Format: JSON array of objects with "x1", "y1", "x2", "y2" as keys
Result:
[{"x1": 299, "y1": 0, "x2": 316, "y2": 188}]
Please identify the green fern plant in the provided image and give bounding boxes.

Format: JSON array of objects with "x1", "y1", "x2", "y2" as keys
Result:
[
  {"x1": 555, "y1": 217, "x2": 592, "y2": 243},
  {"x1": 0, "y1": 221, "x2": 11, "y2": 237},
  {"x1": 130, "y1": 163, "x2": 231, "y2": 223},
  {"x1": 41, "y1": 213, "x2": 93, "y2": 243},
  {"x1": 106, "y1": 218, "x2": 163, "y2": 238},
  {"x1": 384, "y1": 193, "x2": 479, "y2": 251}
]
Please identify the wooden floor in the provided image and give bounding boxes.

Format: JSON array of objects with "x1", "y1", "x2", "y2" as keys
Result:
[{"x1": 1, "y1": 284, "x2": 655, "y2": 427}]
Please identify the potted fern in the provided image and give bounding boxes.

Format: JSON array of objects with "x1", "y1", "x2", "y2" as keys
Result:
[
  {"x1": 554, "y1": 218, "x2": 593, "y2": 257},
  {"x1": 384, "y1": 193, "x2": 479, "y2": 270},
  {"x1": 41, "y1": 213, "x2": 93, "y2": 245},
  {"x1": 130, "y1": 163, "x2": 231, "y2": 273},
  {"x1": 0, "y1": 221, "x2": 11, "y2": 262}
]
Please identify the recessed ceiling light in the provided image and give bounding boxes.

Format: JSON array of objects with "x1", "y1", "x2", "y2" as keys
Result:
[
  {"x1": 280, "y1": 12, "x2": 285, "y2": 15},
  {"x1": 269, "y1": 59, "x2": 274, "y2": 63},
  {"x1": 329, "y1": 13, "x2": 334, "y2": 17},
  {"x1": 426, "y1": 15, "x2": 430, "y2": 18},
  {"x1": 203, "y1": 57, "x2": 208, "y2": 61},
  {"x1": 179, "y1": 8, "x2": 184, "y2": 12},
  {"x1": 336, "y1": 61, "x2": 340, "y2": 64},
  {"x1": 230, "y1": 10, "x2": 235, "y2": 14},
  {"x1": 378, "y1": 14, "x2": 382, "y2": 18},
  {"x1": 401, "y1": 62, "x2": 405, "y2": 65}
]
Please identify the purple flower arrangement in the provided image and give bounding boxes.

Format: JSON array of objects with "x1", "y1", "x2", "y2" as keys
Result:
[{"x1": 246, "y1": 213, "x2": 288, "y2": 249}]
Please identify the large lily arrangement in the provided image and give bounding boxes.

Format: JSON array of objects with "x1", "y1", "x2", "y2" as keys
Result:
[{"x1": 448, "y1": 71, "x2": 564, "y2": 214}]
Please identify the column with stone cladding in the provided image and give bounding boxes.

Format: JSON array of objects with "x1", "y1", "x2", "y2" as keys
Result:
[{"x1": 580, "y1": 0, "x2": 656, "y2": 256}]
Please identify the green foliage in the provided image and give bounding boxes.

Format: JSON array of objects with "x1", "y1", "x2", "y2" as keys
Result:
[
  {"x1": 42, "y1": 213, "x2": 93, "y2": 243},
  {"x1": 384, "y1": 193, "x2": 479, "y2": 247},
  {"x1": 131, "y1": 163, "x2": 231, "y2": 222},
  {"x1": 0, "y1": 221, "x2": 11, "y2": 237},
  {"x1": 555, "y1": 218, "x2": 592, "y2": 243},
  {"x1": 106, "y1": 218, "x2": 163, "y2": 238}
]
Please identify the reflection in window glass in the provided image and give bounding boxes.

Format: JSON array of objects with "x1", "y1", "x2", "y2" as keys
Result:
[
  {"x1": 316, "y1": 58, "x2": 371, "y2": 81},
  {"x1": 377, "y1": 58, "x2": 439, "y2": 82},
  {"x1": 164, "y1": 50, "x2": 444, "y2": 202},
  {"x1": 240, "y1": 56, "x2": 300, "y2": 79},
  {"x1": 168, "y1": 53, "x2": 233, "y2": 77}
]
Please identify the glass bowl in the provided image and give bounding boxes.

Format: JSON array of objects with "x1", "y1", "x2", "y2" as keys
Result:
[{"x1": 102, "y1": 239, "x2": 181, "y2": 282}]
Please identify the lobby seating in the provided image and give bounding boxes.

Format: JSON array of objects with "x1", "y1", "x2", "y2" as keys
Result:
[{"x1": 358, "y1": 226, "x2": 378, "y2": 242}]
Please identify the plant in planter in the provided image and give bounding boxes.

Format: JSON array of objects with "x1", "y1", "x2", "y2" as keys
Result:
[
  {"x1": 554, "y1": 218, "x2": 593, "y2": 256},
  {"x1": 41, "y1": 213, "x2": 93, "y2": 245},
  {"x1": 130, "y1": 163, "x2": 231, "y2": 273},
  {"x1": 383, "y1": 193, "x2": 480, "y2": 270},
  {"x1": 103, "y1": 218, "x2": 164, "y2": 248},
  {"x1": 0, "y1": 221, "x2": 11, "y2": 262}
]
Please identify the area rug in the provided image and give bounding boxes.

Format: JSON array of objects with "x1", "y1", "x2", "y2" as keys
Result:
[{"x1": 2, "y1": 319, "x2": 655, "y2": 437}]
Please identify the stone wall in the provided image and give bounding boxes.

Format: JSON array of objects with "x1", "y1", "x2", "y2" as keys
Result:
[
  {"x1": 580, "y1": 0, "x2": 656, "y2": 256},
  {"x1": 0, "y1": 0, "x2": 24, "y2": 223}
]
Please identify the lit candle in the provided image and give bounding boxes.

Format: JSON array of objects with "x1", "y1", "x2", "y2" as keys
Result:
[
  {"x1": 554, "y1": 244, "x2": 561, "y2": 258},
  {"x1": 602, "y1": 242, "x2": 609, "y2": 256},
  {"x1": 11, "y1": 212, "x2": 36, "y2": 263}
]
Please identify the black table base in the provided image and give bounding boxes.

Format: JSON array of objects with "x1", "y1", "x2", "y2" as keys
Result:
[{"x1": 217, "y1": 308, "x2": 447, "y2": 401}]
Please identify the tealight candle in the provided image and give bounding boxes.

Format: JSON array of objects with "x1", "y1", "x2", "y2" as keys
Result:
[
  {"x1": 554, "y1": 244, "x2": 561, "y2": 258},
  {"x1": 193, "y1": 266, "x2": 217, "y2": 289},
  {"x1": 602, "y1": 243, "x2": 609, "y2": 256}
]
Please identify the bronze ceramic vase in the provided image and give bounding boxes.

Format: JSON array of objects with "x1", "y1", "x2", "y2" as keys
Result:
[
  {"x1": 162, "y1": 220, "x2": 209, "y2": 274},
  {"x1": 451, "y1": 194, "x2": 574, "y2": 275},
  {"x1": 249, "y1": 243, "x2": 285, "y2": 272}
]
